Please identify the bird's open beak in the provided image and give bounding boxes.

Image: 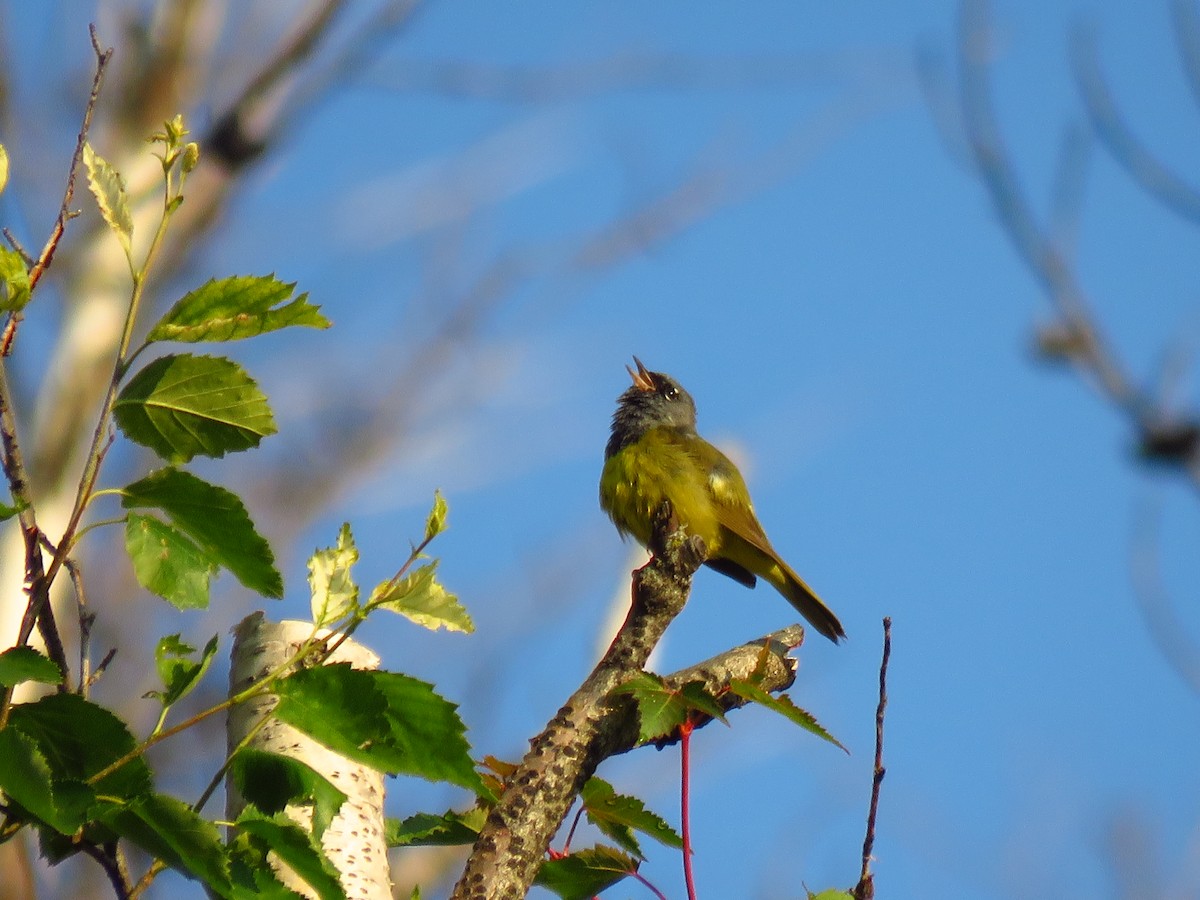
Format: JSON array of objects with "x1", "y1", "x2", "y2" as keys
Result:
[{"x1": 627, "y1": 356, "x2": 656, "y2": 392}]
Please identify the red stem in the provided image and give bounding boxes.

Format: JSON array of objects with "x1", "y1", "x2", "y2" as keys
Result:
[{"x1": 680, "y1": 717, "x2": 697, "y2": 900}]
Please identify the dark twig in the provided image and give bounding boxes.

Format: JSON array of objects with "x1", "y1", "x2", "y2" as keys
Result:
[
  {"x1": 958, "y1": 1, "x2": 1200, "y2": 479},
  {"x1": 959, "y1": 0, "x2": 1138, "y2": 414},
  {"x1": 2, "y1": 25, "x2": 112, "y2": 356},
  {"x1": 854, "y1": 617, "x2": 892, "y2": 900},
  {"x1": 1131, "y1": 498, "x2": 1200, "y2": 694},
  {"x1": 79, "y1": 841, "x2": 132, "y2": 899},
  {"x1": 86, "y1": 647, "x2": 118, "y2": 691},
  {"x1": 1, "y1": 228, "x2": 32, "y2": 265},
  {"x1": 204, "y1": 0, "x2": 349, "y2": 169},
  {"x1": 1072, "y1": 24, "x2": 1200, "y2": 227},
  {"x1": 1173, "y1": 0, "x2": 1200, "y2": 112}
]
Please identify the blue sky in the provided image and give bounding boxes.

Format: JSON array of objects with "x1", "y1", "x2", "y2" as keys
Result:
[{"x1": 8, "y1": 2, "x2": 1200, "y2": 898}]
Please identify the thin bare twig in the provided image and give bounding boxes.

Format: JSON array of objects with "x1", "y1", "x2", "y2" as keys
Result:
[
  {"x1": 854, "y1": 617, "x2": 892, "y2": 900},
  {"x1": 1172, "y1": 0, "x2": 1200, "y2": 112},
  {"x1": 1072, "y1": 23, "x2": 1200, "y2": 227},
  {"x1": 2, "y1": 25, "x2": 113, "y2": 356},
  {"x1": 79, "y1": 841, "x2": 132, "y2": 900},
  {"x1": 204, "y1": 0, "x2": 350, "y2": 168},
  {"x1": 1131, "y1": 497, "x2": 1200, "y2": 694}
]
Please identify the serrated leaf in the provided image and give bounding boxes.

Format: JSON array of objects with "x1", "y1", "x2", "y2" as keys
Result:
[
  {"x1": 126, "y1": 513, "x2": 214, "y2": 609},
  {"x1": 370, "y1": 561, "x2": 472, "y2": 634},
  {"x1": 121, "y1": 467, "x2": 282, "y2": 598},
  {"x1": 98, "y1": 793, "x2": 231, "y2": 893},
  {"x1": 729, "y1": 679, "x2": 848, "y2": 753},
  {"x1": 8, "y1": 693, "x2": 151, "y2": 800},
  {"x1": 613, "y1": 674, "x2": 725, "y2": 743},
  {"x1": 227, "y1": 831, "x2": 312, "y2": 900},
  {"x1": 114, "y1": 353, "x2": 277, "y2": 463},
  {"x1": 150, "y1": 633, "x2": 219, "y2": 707},
  {"x1": 534, "y1": 845, "x2": 636, "y2": 900},
  {"x1": 0, "y1": 246, "x2": 31, "y2": 312},
  {"x1": 273, "y1": 665, "x2": 484, "y2": 795},
  {"x1": 424, "y1": 490, "x2": 448, "y2": 541},
  {"x1": 581, "y1": 777, "x2": 681, "y2": 858},
  {"x1": 82, "y1": 143, "x2": 132, "y2": 256},
  {"x1": 230, "y1": 749, "x2": 347, "y2": 840},
  {"x1": 0, "y1": 646, "x2": 62, "y2": 687},
  {"x1": 235, "y1": 809, "x2": 345, "y2": 900},
  {"x1": 309, "y1": 524, "x2": 359, "y2": 628},
  {"x1": 386, "y1": 807, "x2": 486, "y2": 847},
  {"x1": 0, "y1": 143, "x2": 8, "y2": 195},
  {"x1": 0, "y1": 729, "x2": 86, "y2": 833},
  {"x1": 147, "y1": 275, "x2": 330, "y2": 344}
]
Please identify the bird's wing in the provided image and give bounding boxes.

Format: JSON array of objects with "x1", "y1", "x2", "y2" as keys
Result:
[{"x1": 705, "y1": 450, "x2": 775, "y2": 552}]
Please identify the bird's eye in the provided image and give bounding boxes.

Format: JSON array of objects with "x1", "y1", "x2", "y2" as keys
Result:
[{"x1": 663, "y1": 386, "x2": 678, "y2": 401}]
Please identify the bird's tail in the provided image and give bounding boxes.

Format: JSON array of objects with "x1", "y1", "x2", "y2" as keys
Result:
[{"x1": 769, "y1": 561, "x2": 846, "y2": 644}]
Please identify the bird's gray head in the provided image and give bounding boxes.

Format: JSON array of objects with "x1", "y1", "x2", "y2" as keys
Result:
[{"x1": 605, "y1": 357, "x2": 697, "y2": 458}]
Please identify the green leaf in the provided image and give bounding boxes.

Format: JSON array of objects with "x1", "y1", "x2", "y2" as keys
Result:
[
  {"x1": 612, "y1": 674, "x2": 726, "y2": 743},
  {"x1": 0, "y1": 143, "x2": 8, "y2": 195},
  {"x1": 235, "y1": 809, "x2": 345, "y2": 900},
  {"x1": 7, "y1": 693, "x2": 152, "y2": 799},
  {"x1": 581, "y1": 777, "x2": 681, "y2": 858},
  {"x1": 125, "y1": 513, "x2": 214, "y2": 609},
  {"x1": 369, "y1": 561, "x2": 473, "y2": 634},
  {"x1": 227, "y1": 831, "x2": 312, "y2": 900},
  {"x1": 808, "y1": 891, "x2": 855, "y2": 900},
  {"x1": 273, "y1": 665, "x2": 484, "y2": 795},
  {"x1": 0, "y1": 246, "x2": 31, "y2": 312},
  {"x1": 229, "y1": 749, "x2": 347, "y2": 840},
  {"x1": 309, "y1": 524, "x2": 359, "y2": 628},
  {"x1": 121, "y1": 467, "x2": 283, "y2": 598},
  {"x1": 82, "y1": 143, "x2": 132, "y2": 257},
  {"x1": 729, "y1": 679, "x2": 848, "y2": 753},
  {"x1": 147, "y1": 275, "x2": 330, "y2": 344},
  {"x1": 424, "y1": 489, "x2": 448, "y2": 541},
  {"x1": 534, "y1": 846, "x2": 636, "y2": 900},
  {"x1": 149, "y1": 633, "x2": 219, "y2": 707},
  {"x1": 114, "y1": 353, "x2": 277, "y2": 463},
  {"x1": 0, "y1": 646, "x2": 62, "y2": 687},
  {"x1": 386, "y1": 807, "x2": 486, "y2": 847},
  {"x1": 0, "y1": 495, "x2": 27, "y2": 521},
  {"x1": 98, "y1": 793, "x2": 231, "y2": 894},
  {"x1": 0, "y1": 729, "x2": 88, "y2": 833}
]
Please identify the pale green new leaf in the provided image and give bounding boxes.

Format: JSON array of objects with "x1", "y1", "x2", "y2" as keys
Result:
[
  {"x1": 369, "y1": 561, "x2": 472, "y2": 634},
  {"x1": 0, "y1": 246, "x2": 31, "y2": 312},
  {"x1": 125, "y1": 513, "x2": 213, "y2": 609},
  {"x1": 309, "y1": 524, "x2": 359, "y2": 628},
  {"x1": 424, "y1": 489, "x2": 448, "y2": 541},
  {"x1": 114, "y1": 353, "x2": 277, "y2": 463},
  {"x1": 0, "y1": 143, "x2": 8, "y2": 195},
  {"x1": 148, "y1": 274, "x2": 330, "y2": 343},
  {"x1": 82, "y1": 142, "x2": 132, "y2": 257}
]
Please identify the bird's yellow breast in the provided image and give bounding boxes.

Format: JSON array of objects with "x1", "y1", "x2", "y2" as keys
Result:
[{"x1": 599, "y1": 428, "x2": 724, "y2": 550}]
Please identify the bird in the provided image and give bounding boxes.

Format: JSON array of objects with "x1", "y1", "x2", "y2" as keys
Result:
[{"x1": 599, "y1": 357, "x2": 845, "y2": 643}]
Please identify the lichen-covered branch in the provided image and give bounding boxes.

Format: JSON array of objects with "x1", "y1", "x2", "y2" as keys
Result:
[{"x1": 451, "y1": 511, "x2": 805, "y2": 899}]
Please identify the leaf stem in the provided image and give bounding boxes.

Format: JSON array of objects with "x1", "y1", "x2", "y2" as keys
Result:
[
  {"x1": 44, "y1": 130, "x2": 181, "y2": 595},
  {"x1": 680, "y1": 718, "x2": 697, "y2": 900}
]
